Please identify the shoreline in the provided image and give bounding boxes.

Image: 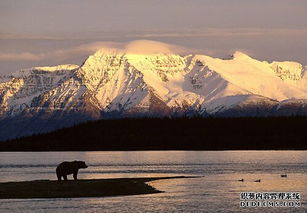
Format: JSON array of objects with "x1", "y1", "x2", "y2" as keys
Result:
[{"x1": 0, "y1": 176, "x2": 194, "y2": 199}]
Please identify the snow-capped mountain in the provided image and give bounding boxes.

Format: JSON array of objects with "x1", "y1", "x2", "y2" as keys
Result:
[{"x1": 0, "y1": 49, "x2": 306, "y2": 140}]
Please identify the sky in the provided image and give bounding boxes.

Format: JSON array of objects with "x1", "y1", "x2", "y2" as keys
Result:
[{"x1": 0, "y1": 0, "x2": 306, "y2": 74}]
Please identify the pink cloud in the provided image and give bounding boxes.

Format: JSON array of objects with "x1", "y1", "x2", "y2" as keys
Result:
[{"x1": 0, "y1": 40, "x2": 193, "y2": 62}]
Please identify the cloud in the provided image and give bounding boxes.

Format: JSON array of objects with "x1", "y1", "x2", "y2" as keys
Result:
[
  {"x1": 124, "y1": 40, "x2": 187, "y2": 54},
  {"x1": 3, "y1": 28, "x2": 306, "y2": 41},
  {"x1": 0, "y1": 40, "x2": 191, "y2": 62},
  {"x1": 131, "y1": 28, "x2": 307, "y2": 38},
  {"x1": 0, "y1": 42, "x2": 120, "y2": 61},
  {"x1": 0, "y1": 52, "x2": 45, "y2": 61}
]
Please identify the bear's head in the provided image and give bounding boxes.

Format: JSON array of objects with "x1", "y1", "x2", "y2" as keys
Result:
[{"x1": 75, "y1": 161, "x2": 88, "y2": 169}]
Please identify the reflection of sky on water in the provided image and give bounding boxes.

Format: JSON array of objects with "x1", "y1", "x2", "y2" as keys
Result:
[
  {"x1": 0, "y1": 151, "x2": 307, "y2": 182},
  {"x1": 1, "y1": 173, "x2": 305, "y2": 212},
  {"x1": 148, "y1": 173, "x2": 307, "y2": 212}
]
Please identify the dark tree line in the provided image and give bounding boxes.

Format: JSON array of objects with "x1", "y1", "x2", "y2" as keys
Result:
[{"x1": 0, "y1": 117, "x2": 306, "y2": 151}]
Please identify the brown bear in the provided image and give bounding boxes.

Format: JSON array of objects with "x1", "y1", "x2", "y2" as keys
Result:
[{"x1": 56, "y1": 161, "x2": 88, "y2": 181}]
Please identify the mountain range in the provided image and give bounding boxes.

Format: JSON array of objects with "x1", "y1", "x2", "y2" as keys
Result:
[{"x1": 0, "y1": 49, "x2": 306, "y2": 140}]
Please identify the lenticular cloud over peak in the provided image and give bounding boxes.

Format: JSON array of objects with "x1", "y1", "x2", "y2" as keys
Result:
[
  {"x1": 93, "y1": 40, "x2": 189, "y2": 55},
  {"x1": 124, "y1": 40, "x2": 187, "y2": 54}
]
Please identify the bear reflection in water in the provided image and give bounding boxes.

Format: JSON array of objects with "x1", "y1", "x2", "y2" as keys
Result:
[{"x1": 56, "y1": 161, "x2": 88, "y2": 181}]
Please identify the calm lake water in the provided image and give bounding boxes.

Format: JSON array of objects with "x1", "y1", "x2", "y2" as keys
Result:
[{"x1": 0, "y1": 151, "x2": 306, "y2": 212}]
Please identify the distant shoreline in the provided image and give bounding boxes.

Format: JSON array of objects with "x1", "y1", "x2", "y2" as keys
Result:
[
  {"x1": 0, "y1": 176, "x2": 193, "y2": 199},
  {"x1": 0, "y1": 117, "x2": 306, "y2": 151}
]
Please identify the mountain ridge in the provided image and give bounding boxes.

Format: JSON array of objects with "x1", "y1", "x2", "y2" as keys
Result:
[{"x1": 0, "y1": 49, "x2": 306, "y2": 140}]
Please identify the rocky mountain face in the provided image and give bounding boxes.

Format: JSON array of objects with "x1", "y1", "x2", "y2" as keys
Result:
[{"x1": 0, "y1": 50, "x2": 306, "y2": 140}]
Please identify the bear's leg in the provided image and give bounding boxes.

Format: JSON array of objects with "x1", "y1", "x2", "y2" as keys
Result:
[
  {"x1": 57, "y1": 174, "x2": 61, "y2": 181},
  {"x1": 73, "y1": 171, "x2": 78, "y2": 180},
  {"x1": 63, "y1": 175, "x2": 68, "y2": 181}
]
